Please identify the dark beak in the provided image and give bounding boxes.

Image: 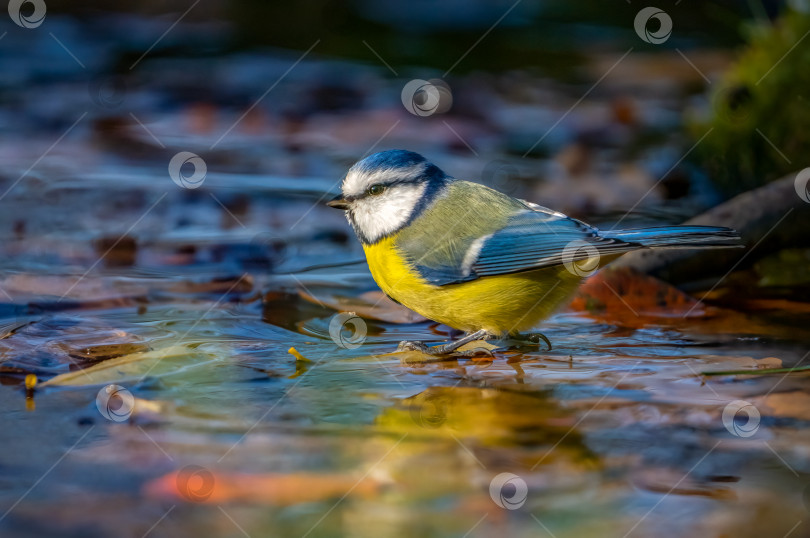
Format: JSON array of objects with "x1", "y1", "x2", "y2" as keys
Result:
[{"x1": 326, "y1": 195, "x2": 350, "y2": 210}]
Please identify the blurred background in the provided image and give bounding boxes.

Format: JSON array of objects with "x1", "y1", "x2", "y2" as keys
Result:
[{"x1": 1, "y1": 1, "x2": 810, "y2": 537}]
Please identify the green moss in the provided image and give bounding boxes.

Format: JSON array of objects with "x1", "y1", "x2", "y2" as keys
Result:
[
  {"x1": 755, "y1": 248, "x2": 810, "y2": 287},
  {"x1": 690, "y1": 9, "x2": 810, "y2": 194}
]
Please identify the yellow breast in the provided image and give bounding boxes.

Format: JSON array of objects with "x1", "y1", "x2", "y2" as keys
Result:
[{"x1": 363, "y1": 236, "x2": 584, "y2": 335}]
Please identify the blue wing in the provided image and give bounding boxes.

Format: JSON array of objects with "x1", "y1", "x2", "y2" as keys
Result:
[
  {"x1": 470, "y1": 209, "x2": 626, "y2": 278},
  {"x1": 408, "y1": 204, "x2": 632, "y2": 286},
  {"x1": 395, "y1": 181, "x2": 739, "y2": 287}
]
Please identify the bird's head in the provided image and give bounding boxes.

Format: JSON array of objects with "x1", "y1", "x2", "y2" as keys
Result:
[{"x1": 328, "y1": 150, "x2": 449, "y2": 244}]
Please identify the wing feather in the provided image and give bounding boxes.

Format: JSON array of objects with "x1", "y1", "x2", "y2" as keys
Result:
[
  {"x1": 395, "y1": 182, "x2": 736, "y2": 287},
  {"x1": 405, "y1": 200, "x2": 638, "y2": 286}
]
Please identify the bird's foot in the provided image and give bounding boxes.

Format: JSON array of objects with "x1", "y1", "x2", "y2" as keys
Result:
[
  {"x1": 397, "y1": 340, "x2": 432, "y2": 354},
  {"x1": 509, "y1": 332, "x2": 552, "y2": 351},
  {"x1": 397, "y1": 329, "x2": 492, "y2": 356}
]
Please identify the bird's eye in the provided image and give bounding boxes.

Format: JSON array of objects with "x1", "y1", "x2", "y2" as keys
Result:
[{"x1": 367, "y1": 184, "x2": 386, "y2": 196}]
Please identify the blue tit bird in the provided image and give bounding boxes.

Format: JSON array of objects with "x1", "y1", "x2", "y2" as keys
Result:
[{"x1": 327, "y1": 150, "x2": 741, "y2": 355}]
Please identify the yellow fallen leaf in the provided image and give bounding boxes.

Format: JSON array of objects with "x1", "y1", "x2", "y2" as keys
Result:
[
  {"x1": 131, "y1": 397, "x2": 166, "y2": 416},
  {"x1": 25, "y1": 374, "x2": 37, "y2": 390},
  {"x1": 288, "y1": 347, "x2": 311, "y2": 362},
  {"x1": 394, "y1": 340, "x2": 499, "y2": 364},
  {"x1": 457, "y1": 340, "x2": 498, "y2": 352}
]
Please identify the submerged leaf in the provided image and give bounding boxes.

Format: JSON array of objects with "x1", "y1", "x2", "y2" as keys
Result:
[{"x1": 41, "y1": 345, "x2": 219, "y2": 387}]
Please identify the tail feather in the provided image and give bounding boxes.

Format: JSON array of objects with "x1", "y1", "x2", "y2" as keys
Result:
[{"x1": 601, "y1": 226, "x2": 742, "y2": 249}]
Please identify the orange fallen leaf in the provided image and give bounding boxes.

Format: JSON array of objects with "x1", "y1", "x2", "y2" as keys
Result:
[
  {"x1": 144, "y1": 469, "x2": 381, "y2": 505},
  {"x1": 569, "y1": 267, "x2": 706, "y2": 327},
  {"x1": 570, "y1": 268, "x2": 796, "y2": 337}
]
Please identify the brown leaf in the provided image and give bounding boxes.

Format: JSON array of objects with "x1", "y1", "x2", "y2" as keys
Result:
[{"x1": 755, "y1": 391, "x2": 810, "y2": 420}]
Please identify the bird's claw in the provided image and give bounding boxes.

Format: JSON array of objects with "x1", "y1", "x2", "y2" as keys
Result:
[
  {"x1": 397, "y1": 340, "x2": 432, "y2": 354},
  {"x1": 525, "y1": 332, "x2": 552, "y2": 351}
]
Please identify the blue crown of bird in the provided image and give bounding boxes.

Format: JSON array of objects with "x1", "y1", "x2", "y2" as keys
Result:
[{"x1": 328, "y1": 149, "x2": 741, "y2": 355}]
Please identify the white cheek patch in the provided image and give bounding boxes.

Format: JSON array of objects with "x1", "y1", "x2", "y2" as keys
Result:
[{"x1": 349, "y1": 183, "x2": 426, "y2": 243}]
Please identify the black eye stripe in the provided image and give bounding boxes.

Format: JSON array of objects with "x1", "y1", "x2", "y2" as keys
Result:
[{"x1": 348, "y1": 178, "x2": 422, "y2": 200}]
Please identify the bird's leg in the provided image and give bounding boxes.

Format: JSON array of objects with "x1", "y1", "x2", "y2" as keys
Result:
[
  {"x1": 398, "y1": 329, "x2": 491, "y2": 356},
  {"x1": 430, "y1": 329, "x2": 491, "y2": 355},
  {"x1": 509, "y1": 332, "x2": 552, "y2": 351}
]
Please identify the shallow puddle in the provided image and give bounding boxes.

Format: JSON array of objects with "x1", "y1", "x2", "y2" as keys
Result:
[
  {"x1": 1, "y1": 8, "x2": 809, "y2": 537},
  {"x1": 2, "y1": 209, "x2": 810, "y2": 537}
]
